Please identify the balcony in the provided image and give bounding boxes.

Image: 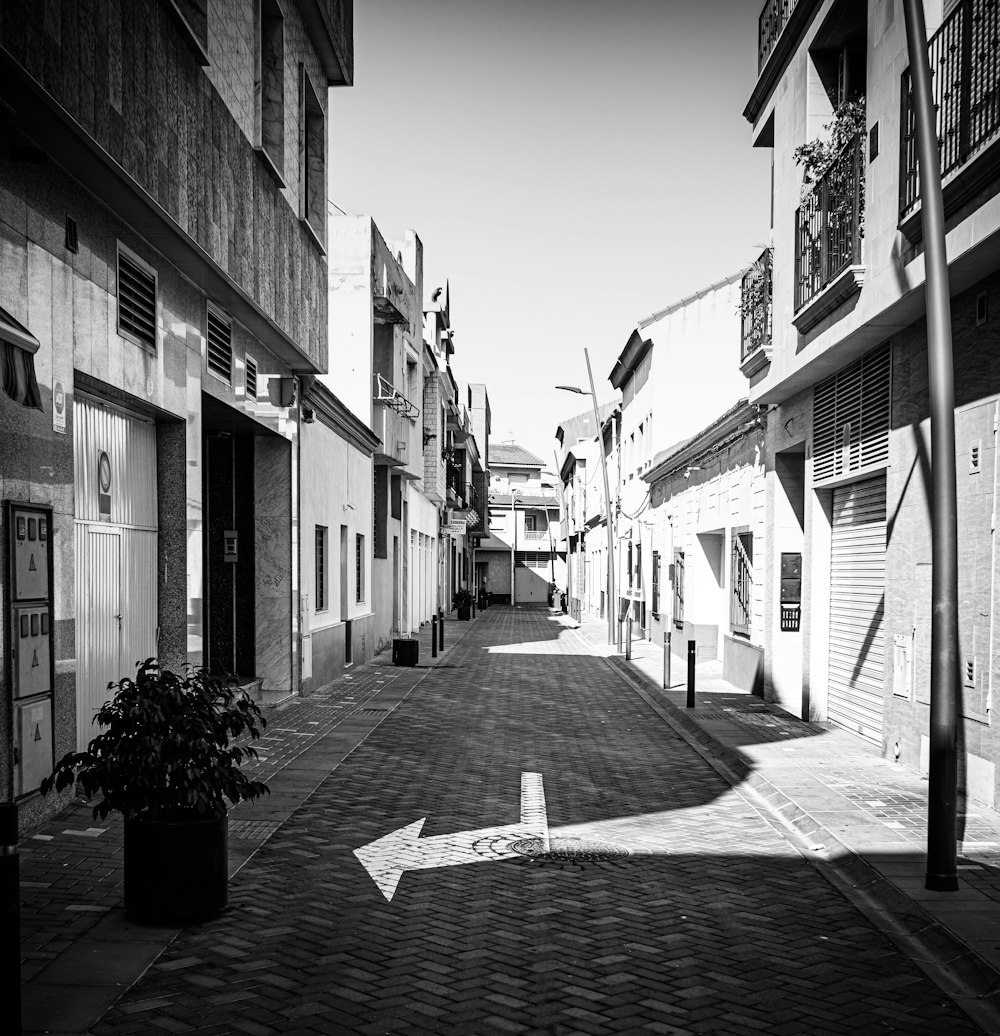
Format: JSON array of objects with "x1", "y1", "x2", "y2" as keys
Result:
[
  {"x1": 793, "y1": 134, "x2": 865, "y2": 332},
  {"x1": 740, "y1": 248, "x2": 772, "y2": 378},
  {"x1": 757, "y1": 0, "x2": 801, "y2": 72},
  {"x1": 899, "y1": 0, "x2": 1000, "y2": 240}
]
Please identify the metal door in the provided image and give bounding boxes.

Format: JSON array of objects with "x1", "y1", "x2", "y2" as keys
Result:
[
  {"x1": 77, "y1": 526, "x2": 121, "y2": 747},
  {"x1": 828, "y1": 475, "x2": 886, "y2": 744}
]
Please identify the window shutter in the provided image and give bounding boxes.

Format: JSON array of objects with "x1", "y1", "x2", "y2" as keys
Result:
[
  {"x1": 813, "y1": 343, "x2": 891, "y2": 485},
  {"x1": 245, "y1": 355, "x2": 258, "y2": 400},
  {"x1": 207, "y1": 306, "x2": 233, "y2": 382},
  {"x1": 117, "y1": 249, "x2": 156, "y2": 348}
]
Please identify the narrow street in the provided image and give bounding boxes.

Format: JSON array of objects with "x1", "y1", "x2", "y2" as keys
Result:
[{"x1": 82, "y1": 606, "x2": 978, "y2": 1035}]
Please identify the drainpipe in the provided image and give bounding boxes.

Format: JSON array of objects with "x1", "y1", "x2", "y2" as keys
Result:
[{"x1": 902, "y1": 0, "x2": 959, "y2": 893}]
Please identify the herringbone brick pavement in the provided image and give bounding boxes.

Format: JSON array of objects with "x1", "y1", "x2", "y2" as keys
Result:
[{"x1": 91, "y1": 606, "x2": 982, "y2": 1034}]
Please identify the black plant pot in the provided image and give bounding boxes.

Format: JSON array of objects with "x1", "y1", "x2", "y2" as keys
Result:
[
  {"x1": 124, "y1": 813, "x2": 228, "y2": 924},
  {"x1": 457, "y1": 605, "x2": 471, "y2": 621}
]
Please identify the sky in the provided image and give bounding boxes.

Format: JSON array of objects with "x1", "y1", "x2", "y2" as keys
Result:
[{"x1": 327, "y1": 0, "x2": 772, "y2": 464}]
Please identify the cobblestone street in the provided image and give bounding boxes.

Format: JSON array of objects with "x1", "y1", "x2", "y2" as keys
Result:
[{"x1": 24, "y1": 605, "x2": 984, "y2": 1034}]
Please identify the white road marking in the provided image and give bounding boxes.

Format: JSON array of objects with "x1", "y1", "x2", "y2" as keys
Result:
[{"x1": 354, "y1": 772, "x2": 548, "y2": 902}]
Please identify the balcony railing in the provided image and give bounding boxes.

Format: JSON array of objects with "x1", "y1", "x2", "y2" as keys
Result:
[
  {"x1": 899, "y1": 0, "x2": 1000, "y2": 216},
  {"x1": 740, "y1": 247, "x2": 772, "y2": 364},
  {"x1": 794, "y1": 134, "x2": 864, "y2": 312},
  {"x1": 758, "y1": 0, "x2": 801, "y2": 73}
]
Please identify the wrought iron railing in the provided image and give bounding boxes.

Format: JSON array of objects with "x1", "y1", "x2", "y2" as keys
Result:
[
  {"x1": 741, "y1": 247, "x2": 772, "y2": 363},
  {"x1": 794, "y1": 133, "x2": 864, "y2": 311},
  {"x1": 899, "y1": 0, "x2": 1000, "y2": 215},
  {"x1": 757, "y1": 0, "x2": 801, "y2": 72}
]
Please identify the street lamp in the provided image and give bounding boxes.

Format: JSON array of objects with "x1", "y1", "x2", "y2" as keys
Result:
[{"x1": 556, "y1": 346, "x2": 616, "y2": 646}]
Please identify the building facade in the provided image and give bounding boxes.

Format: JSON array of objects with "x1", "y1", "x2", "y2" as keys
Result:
[
  {"x1": 741, "y1": 0, "x2": 1000, "y2": 806},
  {"x1": 0, "y1": 0, "x2": 352, "y2": 823}
]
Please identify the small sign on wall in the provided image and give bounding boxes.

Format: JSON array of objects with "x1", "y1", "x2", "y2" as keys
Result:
[
  {"x1": 52, "y1": 379, "x2": 66, "y2": 433},
  {"x1": 224, "y1": 530, "x2": 238, "y2": 562}
]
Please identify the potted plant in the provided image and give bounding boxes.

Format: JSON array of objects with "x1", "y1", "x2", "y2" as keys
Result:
[
  {"x1": 453, "y1": 588, "x2": 474, "y2": 621},
  {"x1": 41, "y1": 659, "x2": 269, "y2": 924}
]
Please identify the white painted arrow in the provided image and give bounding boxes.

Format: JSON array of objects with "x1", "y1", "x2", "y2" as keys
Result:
[{"x1": 354, "y1": 772, "x2": 548, "y2": 901}]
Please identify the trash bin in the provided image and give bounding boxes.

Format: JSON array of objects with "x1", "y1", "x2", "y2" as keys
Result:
[{"x1": 392, "y1": 638, "x2": 418, "y2": 666}]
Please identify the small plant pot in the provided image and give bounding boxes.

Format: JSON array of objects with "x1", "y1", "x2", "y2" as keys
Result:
[
  {"x1": 457, "y1": 605, "x2": 471, "y2": 621},
  {"x1": 124, "y1": 813, "x2": 228, "y2": 924}
]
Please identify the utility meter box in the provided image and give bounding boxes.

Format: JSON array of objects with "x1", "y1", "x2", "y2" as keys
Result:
[
  {"x1": 12, "y1": 508, "x2": 50, "y2": 600},
  {"x1": 14, "y1": 697, "x2": 53, "y2": 797},
  {"x1": 13, "y1": 604, "x2": 51, "y2": 699}
]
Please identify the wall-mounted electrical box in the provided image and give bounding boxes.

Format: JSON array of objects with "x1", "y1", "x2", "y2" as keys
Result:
[
  {"x1": 6, "y1": 502, "x2": 55, "y2": 798},
  {"x1": 14, "y1": 697, "x2": 52, "y2": 797},
  {"x1": 780, "y1": 552, "x2": 802, "y2": 632}
]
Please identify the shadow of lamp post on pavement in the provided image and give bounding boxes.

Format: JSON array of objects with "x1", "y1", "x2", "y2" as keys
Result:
[{"x1": 556, "y1": 346, "x2": 617, "y2": 647}]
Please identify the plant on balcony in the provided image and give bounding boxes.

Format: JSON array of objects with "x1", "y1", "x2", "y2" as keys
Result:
[{"x1": 794, "y1": 98, "x2": 866, "y2": 213}]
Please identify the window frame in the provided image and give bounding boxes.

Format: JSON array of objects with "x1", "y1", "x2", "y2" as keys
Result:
[
  {"x1": 356, "y1": 533, "x2": 365, "y2": 603},
  {"x1": 730, "y1": 528, "x2": 753, "y2": 638},
  {"x1": 315, "y1": 525, "x2": 328, "y2": 612}
]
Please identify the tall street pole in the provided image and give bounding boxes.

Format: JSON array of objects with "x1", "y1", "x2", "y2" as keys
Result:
[
  {"x1": 902, "y1": 0, "x2": 959, "y2": 892},
  {"x1": 585, "y1": 348, "x2": 617, "y2": 647}
]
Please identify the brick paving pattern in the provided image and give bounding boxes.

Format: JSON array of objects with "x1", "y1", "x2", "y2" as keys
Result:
[{"x1": 82, "y1": 606, "x2": 981, "y2": 1034}]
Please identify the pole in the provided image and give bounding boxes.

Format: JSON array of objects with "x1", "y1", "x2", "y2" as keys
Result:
[
  {"x1": 626, "y1": 617, "x2": 632, "y2": 660},
  {"x1": 902, "y1": 0, "x2": 959, "y2": 893},
  {"x1": 664, "y1": 630, "x2": 671, "y2": 689},
  {"x1": 431, "y1": 614, "x2": 438, "y2": 658},
  {"x1": 686, "y1": 640, "x2": 696, "y2": 709},
  {"x1": 585, "y1": 348, "x2": 616, "y2": 647},
  {"x1": 510, "y1": 490, "x2": 517, "y2": 607},
  {"x1": 1, "y1": 803, "x2": 21, "y2": 1036},
  {"x1": 438, "y1": 607, "x2": 444, "y2": 651}
]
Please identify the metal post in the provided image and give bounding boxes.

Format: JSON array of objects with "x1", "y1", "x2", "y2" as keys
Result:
[
  {"x1": 902, "y1": 0, "x2": 959, "y2": 893},
  {"x1": 438, "y1": 607, "x2": 444, "y2": 651},
  {"x1": 472, "y1": 597, "x2": 476, "y2": 618},
  {"x1": 664, "y1": 631, "x2": 671, "y2": 689},
  {"x1": 585, "y1": 348, "x2": 617, "y2": 648},
  {"x1": 1, "y1": 803, "x2": 21, "y2": 1036},
  {"x1": 626, "y1": 617, "x2": 632, "y2": 660},
  {"x1": 431, "y1": 614, "x2": 437, "y2": 658},
  {"x1": 686, "y1": 640, "x2": 696, "y2": 709}
]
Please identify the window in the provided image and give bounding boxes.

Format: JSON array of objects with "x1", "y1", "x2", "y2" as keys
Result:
[
  {"x1": 245, "y1": 354, "x2": 258, "y2": 401},
  {"x1": 673, "y1": 550, "x2": 685, "y2": 629},
  {"x1": 299, "y1": 64, "x2": 325, "y2": 240},
  {"x1": 256, "y1": 0, "x2": 284, "y2": 179},
  {"x1": 117, "y1": 244, "x2": 157, "y2": 351},
  {"x1": 627, "y1": 542, "x2": 634, "y2": 589},
  {"x1": 206, "y1": 304, "x2": 232, "y2": 382},
  {"x1": 651, "y1": 551, "x2": 660, "y2": 617},
  {"x1": 373, "y1": 467, "x2": 388, "y2": 559},
  {"x1": 635, "y1": 543, "x2": 642, "y2": 592},
  {"x1": 315, "y1": 526, "x2": 327, "y2": 611},
  {"x1": 524, "y1": 514, "x2": 536, "y2": 532},
  {"x1": 731, "y1": 531, "x2": 753, "y2": 637},
  {"x1": 356, "y1": 533, "x2": 365, "y2": 603}
]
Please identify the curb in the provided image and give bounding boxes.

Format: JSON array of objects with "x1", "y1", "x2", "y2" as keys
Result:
[{"x1": 604, "y1": 654, "x2": 1000, "y2": 1035}]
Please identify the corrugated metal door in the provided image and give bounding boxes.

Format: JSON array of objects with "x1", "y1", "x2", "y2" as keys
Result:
[
  {"x1": 74, "y1": 397, "x2": 158, "y2": 749},
  {"x1": 828, "y1": 475, "x2": 886, "y2": 744}
]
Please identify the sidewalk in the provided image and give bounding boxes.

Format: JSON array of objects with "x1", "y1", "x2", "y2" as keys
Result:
[
  {"x1": 16, "y1": 607, "x2": 484, "y2": 1036},
  {"x1": 567, "y1": 609, "x2": 1000, "y2": 1029}
]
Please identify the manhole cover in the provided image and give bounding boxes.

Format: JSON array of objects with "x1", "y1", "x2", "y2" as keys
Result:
[{"x1": 509, "y1": 836, "x2": 631, "y2": 863}]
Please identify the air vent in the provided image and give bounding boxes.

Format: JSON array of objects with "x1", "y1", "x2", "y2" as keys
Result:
[
  {"x1": 117, "y1": 247, "x2": 156, "y2": 349},
  {"x1": 65, "y1": 215, "x2": 79, "y2": 253},
  {"x1": 977, "y1": 291, "x2": 989, "y2": 326},
  {"x1": 245, "y1": 354, "x2": 258, "y2": 401},
  {"x1": 206, "y1": 306, "x2": 232, "y2": 382}
]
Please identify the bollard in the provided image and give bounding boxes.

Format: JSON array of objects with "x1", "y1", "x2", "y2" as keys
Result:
[
  {"x1": 431, "y1": 614, "x2": 438, "y2": 658},
  {"x1": 472, "y1": 598, "x2": 476, "y2": 618},
  {"x1": 626, "y1": 617, "x2": 632, "y2": 660},
  {"x1": 438, "y1": 608, "x2": 444, "y2": 651},
  {"x1": 664, "y1": 630, "x2": 671, "y2": 689},
  {"x1": 1, "y1": 803, "x2": 21, "y2": 1036},
  {"x1": 686, "y1": 640, "x2": 696, "y2": 708}
]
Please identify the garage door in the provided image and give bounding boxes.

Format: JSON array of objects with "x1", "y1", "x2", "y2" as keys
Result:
[{"x1": 828, "y1": 475, "x2": 886, "y2": 744}]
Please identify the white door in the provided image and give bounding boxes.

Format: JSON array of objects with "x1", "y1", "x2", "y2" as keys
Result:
[
  {"x1": 828, "y1": 475, "x2": 886, "y2": 744},
  {"x1": 74, "y1": 397, "x2": 158, "y2": 749}
]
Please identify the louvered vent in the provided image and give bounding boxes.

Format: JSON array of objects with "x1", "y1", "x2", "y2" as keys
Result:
[
  {"x1": 245, "y1": 355, "x2": 258, "y2": 400},
  {"x1": 117, "y1": 250, "x2": 156, "y2": 348},
  {"x1": 813, "y1": 343, "x2": 891, "y2": 485},
  {"x1": 206, "y1": 306, "x2": 232, "y2": 382}
]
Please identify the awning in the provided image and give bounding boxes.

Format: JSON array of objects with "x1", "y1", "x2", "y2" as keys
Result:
[{"x1": 0, "y1": 307, "x2": 42, "y2": 410}]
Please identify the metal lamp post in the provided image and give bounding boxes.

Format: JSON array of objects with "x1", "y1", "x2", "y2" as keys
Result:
[{"x1": 556, "y1": 347, "x2": 616, "y2": 646}]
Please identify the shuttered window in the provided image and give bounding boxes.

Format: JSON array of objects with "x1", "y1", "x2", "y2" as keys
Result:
[
  {"x1": 245, "y1": 355, "x2": 258, "y2": 400},
  {"x1": 117, "y1": 246, "x2": 156, "y2": 350},
  {"x1": 651, "y1": 551, "x2": 660, "y2": 616},
  {"x1": 673, "y1": 550, "x2": 685, "y2": 628},
  {"x1": 207, "y1": 305, "x2": 232, "y2": 382},
  {"x1": 315, "y1": 526, "x2": 327, "y2": 611},
  {"x1": 730, "y1": 531, "x2": 753, "y2": 637},
  {"x1": 813, "y1": 343, "x2": 891, "y2": 485}
]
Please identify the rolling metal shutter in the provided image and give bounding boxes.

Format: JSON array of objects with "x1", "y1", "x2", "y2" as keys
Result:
[{"x1": 828, "y1": 475, "x2": 886, "y2": 744}]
